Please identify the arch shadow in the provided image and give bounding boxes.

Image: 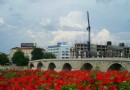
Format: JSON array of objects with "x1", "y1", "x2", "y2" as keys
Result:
[
  {"x1": 37, "y1": 62, "x2": 43, "y2": 70},
  {"x1": 62, "y1": 63, "x2": 72, "y2": 71},
  {"x1": 107, "y1": 63, "x2": 127, "y2": 71},
  {"x1": 30, "y1": 63, "x2": 34, "y2": 69},
  {"x1": 81, "y1": 63, "x2": 93, "y2": 70},
  {"x1": 48, "y1": 63, "x2": 56, "y2": 70}
]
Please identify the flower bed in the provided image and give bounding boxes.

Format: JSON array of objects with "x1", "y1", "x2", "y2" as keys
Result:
[{"x1": 0, "y1": 70, "x2": 130, "y2": 90}]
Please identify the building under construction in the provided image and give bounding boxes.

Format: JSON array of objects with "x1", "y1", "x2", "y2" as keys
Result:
[{"x1": 70, "y1": 41, "x2": 130, "y2": 58}]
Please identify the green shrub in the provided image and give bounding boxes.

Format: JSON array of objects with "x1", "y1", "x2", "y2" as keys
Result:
[{"x1": 5, "y1": 72, "x2": 17, "y2": 79}]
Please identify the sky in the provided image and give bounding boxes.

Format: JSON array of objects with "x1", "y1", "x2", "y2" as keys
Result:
[{"x1": 0, "y1": 0, "x2": 130, "y2": 54}]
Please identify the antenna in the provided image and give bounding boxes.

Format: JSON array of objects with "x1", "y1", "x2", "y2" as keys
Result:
[{"x1": 87, "y1": 11, "x2": 91, "y2": 58}]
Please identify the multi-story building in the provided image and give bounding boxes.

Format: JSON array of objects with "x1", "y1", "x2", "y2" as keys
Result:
[
  {"x1": 91, "y1": 44, "x2": 97, "y2": 57},
  {"x1": 124, "y1": 47, "x2": 130, "y2": 58},
  {"x1": 10, "y1": 43, "x2": 37, "y2": 60},
  {"x1": 74, "y1": 43, "x2": 87, "y2": 58},
  {"x1": 96, "y1": 45, "x2": 107, "y2": 57},
  {"x1": 70, "y1": 43, "x2": 97, "y2": 58},
  {"x1": 70, "y1": 41, "x2": 127, "y2": 58},
  {"x1": 106, "y1": 42, "x2": 125, "y2": 57},
  {"x1": 47, "y1": 42, "x2": 70, "y2": 59}
]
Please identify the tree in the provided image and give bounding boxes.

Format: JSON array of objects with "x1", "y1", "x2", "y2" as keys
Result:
[
  {"x1": 31, "y1": 48, "x2": 44, "y2": 60},
  {"x1": 43, "y1": 52, "x2": 56, "y2": 59},
  {"x1": 0, "y1": 53, "x2": 9, "y2": 65},
  {"x1": 12, "y1": 50, "x2": 29, "y2": 66}
]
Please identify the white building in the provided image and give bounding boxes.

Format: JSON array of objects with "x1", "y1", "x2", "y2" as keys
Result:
[{"x1": 47, "y1": 42, "x2": 70, "y2": 59}]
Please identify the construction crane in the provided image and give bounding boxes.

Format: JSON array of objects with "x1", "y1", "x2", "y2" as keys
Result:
[{"x1": 87, "y1": 11, "x2": 91, "y2": 58}]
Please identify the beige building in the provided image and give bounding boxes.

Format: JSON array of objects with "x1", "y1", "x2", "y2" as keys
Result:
[
  {"x1": 9, "y1": 43, "x2": 37, "y2": 60},
  {"x1": 10, "y1": 47, "x2": 34, "y2": 60}
]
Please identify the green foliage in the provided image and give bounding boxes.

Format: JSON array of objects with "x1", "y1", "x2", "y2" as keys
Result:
[
  {"x1": 0, "y1": 53, "x2": 9, "y2": 65},
  {"x1": 31, "y1": 48, "x2": 56, "y2": 60},
  {"x1": 82, "y1": 81, "x2": 90, "y2": 87},
  {"x1": 12, "y1": 50, "x2": 29, "y2": 66},
  {"x1": 38, "y1": 86, "x2": 45, "y2": 90},
  {"x1": 94, "y1": 66, "x2": 100, "y2": 71},
  {"x1": 5, "y1": 72, "x2": 17, "y2": 79},
  {"x1": 0, "y1": 69, "x2": 9, "y2": 72},
  {"x1": 31, "y1": 48, "x2": 44, "y2": 60},
  {"x1": 61, "y1": 84, "x2": 77, "y2": 90},
  {"x1": 43, "y1": 52, "x2": 56, "y2": 59},
  {"x1": 91, "y1": 71, "x2": 96, "y2": 79},
  {"x1": 117, "y1": 82, "x2": 130, "y2": 90},
  {"x1": 21, "y1": 56, "x2": 29, "y2": 66}
]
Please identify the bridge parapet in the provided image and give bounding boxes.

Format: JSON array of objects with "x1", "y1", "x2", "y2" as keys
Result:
[{"x1": 29, "y1": 58, "x2": 130, "y2": 62}]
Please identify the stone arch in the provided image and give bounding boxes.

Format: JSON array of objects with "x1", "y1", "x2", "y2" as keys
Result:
[
  {"x1": 62, "y1": 63, "x2": 72, "y2": 71},
  {"x1": 48, "y1": 63, "x2": 56, "y2": 70},
  {"x1": 81, "y1": 63, "x2": 93, "y2": 70},
  {"x1": 30, "y1": 63, "x2": 34, "y2": 69},
  {"x1": 107, "y1": 63, "x2": 127, "y2": 71},
  {"x1": 37, "y1": 62, "x2": 43, "y2": 70}
]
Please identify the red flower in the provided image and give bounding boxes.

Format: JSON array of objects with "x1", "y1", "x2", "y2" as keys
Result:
[
  {"x1": 0, "y1": 70, "x2": 130, "y2": 90},
  {"x1": 55, "y1": 85, "x2": 60, "y2": 90},
  {"x1": 109, "y1": 85, "x2": 117, "y2": 90}
]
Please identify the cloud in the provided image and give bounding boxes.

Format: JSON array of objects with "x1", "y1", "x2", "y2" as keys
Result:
[
  {"x1": 5, "y1": 12, "x2": 25, "y2": 27},
  {"x1": 10, "y1": 12, "x2": 23, "y2": 21},
  {"x1": 59, "y1": 11, "x2": 86, "y2": 29},
  {"x1": 1, "y1": 10, "x2": 124, "y2": 50},
  {"x1": 0, "y1": 17, "x2": 18, "y2": 32},
  {"x1": 96, "y1": 29, "x2": 110, "y2": 40},
  {"x1": 92, "y1": 29, "x2": 112, "y2": 44},
  {"x1": 15, "y1": 12, "x2": 113, "y2": 48},
  {"x1": 19, "y1": 13, "x2": 88, "y2": 48},
  {"x1": 23, "y1": 29, "x2": 52, "y2": 48},
  {"x1": 26, "y1": 18, "x2": 58, "y2": 31},
  {"x1": 0, "y1": 18, "x2": 4, "y2": 24},
  {"x1": 26, "y1": 30, "x2": 36, "y2": 38},
  {"x1": 51, "y1": 30, "x2": 87, "y2": 45},
  {"x1": 0, "y1": 0, "x2": 129, "y2": 54},
  {"x1": 38, "y1": 18, "x2": 51, "y2": 27}
]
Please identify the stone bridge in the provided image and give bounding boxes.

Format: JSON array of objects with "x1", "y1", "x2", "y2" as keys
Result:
[{"x1": 28, "y1": 58, "x2": 130, "y2": 72}]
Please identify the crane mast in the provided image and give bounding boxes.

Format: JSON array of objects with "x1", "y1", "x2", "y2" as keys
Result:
[{"x1": 87, "y1": 11, "x2": 91, "y2": 58}]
